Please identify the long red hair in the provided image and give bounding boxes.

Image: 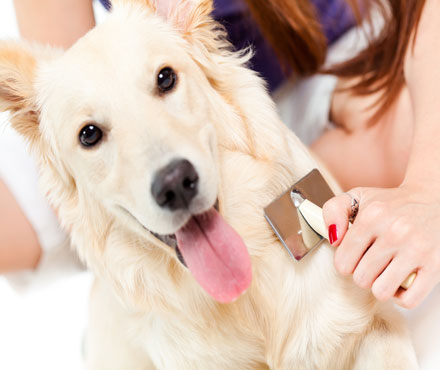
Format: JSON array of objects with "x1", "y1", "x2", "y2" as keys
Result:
[{"x1": 243, "y1": 0, "x2": 426, "y2": 121}]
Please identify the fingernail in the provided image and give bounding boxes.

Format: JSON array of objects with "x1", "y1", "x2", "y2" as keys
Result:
[{"x1": 328, "y1": 224, "x2": 338, "y2": 245}]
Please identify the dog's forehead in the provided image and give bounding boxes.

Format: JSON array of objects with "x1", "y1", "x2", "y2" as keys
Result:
[
  {"x1": 67, "y1": 7, "x2": 173, "y2": 66},
  {"x1": 37, "y1": 6, "x2": 187, "y2": 112}
]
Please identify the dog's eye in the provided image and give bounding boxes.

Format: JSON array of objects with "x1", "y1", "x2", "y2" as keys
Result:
[
  {"x1": 79, "y1": 124, "x2": 103, "y2": 147},
  {"x1": 157, "y1": 67, "x2": 177, "y2": 93}
]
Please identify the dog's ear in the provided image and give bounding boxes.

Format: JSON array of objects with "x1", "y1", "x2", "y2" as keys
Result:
[
  {"x1": 0, "y1": 42, "x2": 40, "y2": 144},
  {"x1": 112, "y1": 0, "x2": 212, "y2": 34},
  {"x1": 154, "y1": 0, "x2": 212, "y2": 33}
]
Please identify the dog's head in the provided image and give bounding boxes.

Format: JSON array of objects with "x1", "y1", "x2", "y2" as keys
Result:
[{"x1": 0, "y1": 0, "x2": 271, "y2": 303}]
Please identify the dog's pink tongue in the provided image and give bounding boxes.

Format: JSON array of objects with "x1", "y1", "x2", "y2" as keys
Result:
[{"x1": 175, "y1": 209, "x2": 252, "y2": 303}]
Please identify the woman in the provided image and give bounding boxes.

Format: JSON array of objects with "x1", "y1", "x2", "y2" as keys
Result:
[
  {"x1": 245, "y1": 0, "x2": 440, "y2": 310},
  {"x1": 328, "y1": 0, "x2": 440, "y2": 311}
]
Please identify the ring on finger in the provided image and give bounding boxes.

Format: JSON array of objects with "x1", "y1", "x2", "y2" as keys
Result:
[{"x1": 345, "y1": 193, "x2": 360, "y2": 223}]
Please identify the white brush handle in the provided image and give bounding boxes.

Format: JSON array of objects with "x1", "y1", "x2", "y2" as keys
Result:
[
  {"x1": 298, "y1": 199, "x2": 329, "y2": 240},
  {"x1": 297, "y1": 199, "x2": 416, "y2": 290}
]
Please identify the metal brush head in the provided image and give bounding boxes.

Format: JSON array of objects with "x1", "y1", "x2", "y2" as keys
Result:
[{"x1": 264, "y1": 169, "x2": 334, "y2": 261}]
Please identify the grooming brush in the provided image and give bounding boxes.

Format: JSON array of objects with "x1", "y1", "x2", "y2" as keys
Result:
[{"x1": 264, "y1": 169, "x2": 416, "y2": 290}]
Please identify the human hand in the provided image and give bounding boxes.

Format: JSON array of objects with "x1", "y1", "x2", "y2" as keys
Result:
[{"x1": 322, "y1": 184, "x2": 440, "y2": 309}]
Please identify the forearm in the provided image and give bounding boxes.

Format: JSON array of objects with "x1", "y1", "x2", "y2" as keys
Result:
[
  {"x1": 2, "y1": 1, "x2": 93, "y2": 272},
  {"x1": 13, "y1": 0, "x2": 95, "y2": 48},
  {"x1": 0, "y1": 180, "x2": 41, "y2": 272},
  {"x1": 403, "y1": 0, "x2": 440, "y2": 185}
]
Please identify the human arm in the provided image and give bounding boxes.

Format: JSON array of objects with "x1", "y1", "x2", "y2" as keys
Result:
[
  {"x1": 13, "y1": 0, "x2": 95, "y2": 48},
  {"x1": 321, "y1": 0, "x2": 440, "y2": 309},
  {"x1": 0, "y1": 0, "x2": 95, "y2": 273},
  {"x1": 0, "y1": 180, "x2": 41, "y2": 272},
  {"x1": 403, "y1": 0, "x2": 440, "y2": 185}
]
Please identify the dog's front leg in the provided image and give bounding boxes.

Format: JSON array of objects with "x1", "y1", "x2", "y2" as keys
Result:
[
  {"x1": 352, "y1": 311, "x2": 418, "y2": 370},
  {"x1": 85, "y1": 279, "x2": 155, "y2": 370}
]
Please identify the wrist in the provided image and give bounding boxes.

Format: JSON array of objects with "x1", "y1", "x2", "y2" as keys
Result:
[{"x1": 401, "y1": 171, "x2": 440, "y2": 202}]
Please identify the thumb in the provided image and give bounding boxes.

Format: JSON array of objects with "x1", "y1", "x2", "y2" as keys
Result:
[{"x1": 322, "y1": 188, "x2": 363, "y2": 246}]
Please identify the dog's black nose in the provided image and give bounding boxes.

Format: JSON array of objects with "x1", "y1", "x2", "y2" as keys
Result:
[{"x1": 151, "y1": 159, "x2": 199, "y2": 210}]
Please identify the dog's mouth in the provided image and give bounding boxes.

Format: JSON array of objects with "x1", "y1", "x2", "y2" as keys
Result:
[
  {"x1": 123, "y1": 201, "x2": 252, "y2": 303},
  {"x1": 151, "y1": 232, "x2": 187, "y2": 270},
  {"x1": 151, "y1": 201, "x2": 221, "y2": 265},
  {"x1": 172, "y1": 207, "x2": 252, "y2": 303}
]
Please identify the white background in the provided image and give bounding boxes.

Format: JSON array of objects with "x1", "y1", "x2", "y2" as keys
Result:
[{"x1": 0, "y1": 2, "x2": 106, "y2": 370}]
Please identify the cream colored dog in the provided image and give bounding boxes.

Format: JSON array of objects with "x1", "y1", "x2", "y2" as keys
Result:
[{"x1": 0, "y1": 0, "x2": 418, "y2": 368}]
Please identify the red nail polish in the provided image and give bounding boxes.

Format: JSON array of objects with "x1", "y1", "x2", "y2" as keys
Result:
[{"x1": 328, "y1": 224, "x2": 338, "y2": 244}]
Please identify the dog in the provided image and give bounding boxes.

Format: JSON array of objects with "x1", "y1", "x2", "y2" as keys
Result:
[{"x1": 0, "y1": 0, "x2": 418, "y2": 368}]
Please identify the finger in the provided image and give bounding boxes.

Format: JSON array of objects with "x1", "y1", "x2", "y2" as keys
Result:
[
  {"x1": 322, "y1": 188, "x2": 363, "y2": 247},
  {"x1": 371, "y1": 256, "x2": 417, "y2": 302},
  {"x1": 395, "y1": 270, "x2": 436, "y2": 309},
  {"x1": 352, "y1": 239, "x2": 394, "y2": 290},
  {"x1": 334, "y1": 191, "x2": 389, "y2": 276},
  {"x1": 334, "y1": 223, "x2": 376, "y2": 276}
]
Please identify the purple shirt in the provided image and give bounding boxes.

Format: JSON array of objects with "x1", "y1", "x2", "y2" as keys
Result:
[
  {"x1": 99, "y1": 0, "x2": 354, "y2": 91},
  {"x1": 212, "y1": 0, "x2": 354, "y2": 91},
  {"x1": 311, "y1": 0, "x2": 355, "y2": 44}
]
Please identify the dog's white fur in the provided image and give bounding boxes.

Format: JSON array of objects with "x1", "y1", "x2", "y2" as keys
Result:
[{"x1": 0, "y1": 0, "x2": 418, "y2": 368}]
